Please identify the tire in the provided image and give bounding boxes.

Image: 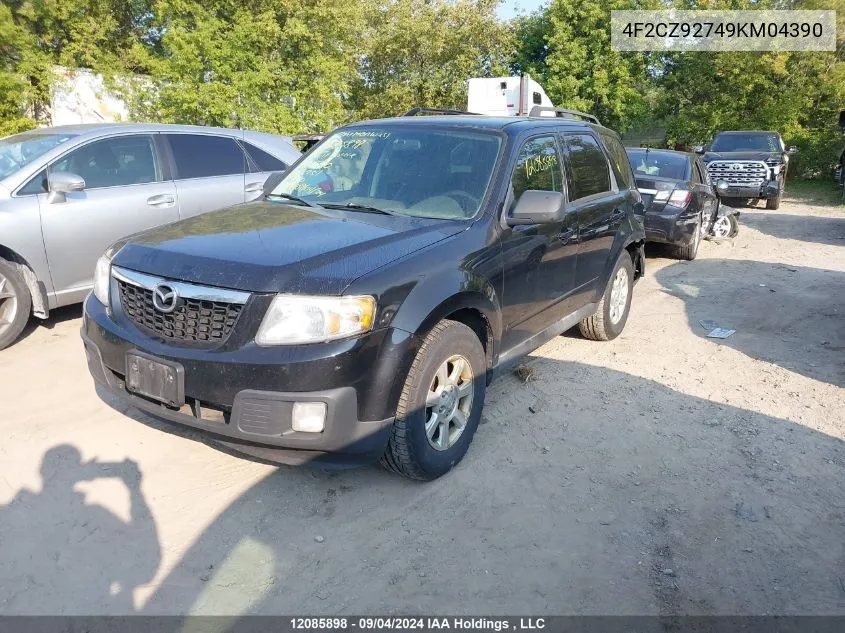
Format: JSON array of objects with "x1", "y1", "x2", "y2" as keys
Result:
[
  {"x1": 766, "y1": 195, "x2": 780, "y2": 210},
  {"x1": 380, "y1": 320, "x2": 486, "y2": 480},
  {"x1": 0, "y1": 258, "x2": 32, "y2": 351},
  {"x1": 674, "y1": 214, "x2": 702, "y2": 261},
  {"x1": 578, "y1": 251, "x2": 634, "y2": 342},
  {"x1": 727, "y1": 214, "x2": 740, "y2": 237}
]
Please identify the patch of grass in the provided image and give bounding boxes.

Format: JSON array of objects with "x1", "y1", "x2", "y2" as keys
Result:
[{"x1": 785, "y1": 179, "x2": 845, "y2": 207}]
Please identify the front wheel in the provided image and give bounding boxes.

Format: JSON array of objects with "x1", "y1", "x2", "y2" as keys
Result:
[
  {"x1": 709, "y1": 215, "x2": 739, "y2": 239},
  {"x1": 766, "y1": 195, "x2": 781, "y2": 210},
  {"x1": 0, "y1": 259, "x2": 32, "y2": 351},
  {"x1": 380, "y1": 320, "x2": 486, "y2": 480},
  {"x1": 579, "y1": 251, "x2": 634, "y2": 342}
]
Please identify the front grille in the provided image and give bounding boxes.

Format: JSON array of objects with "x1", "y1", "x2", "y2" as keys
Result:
[
  {"x1": 707, "y1": 161, "x2": 768, "y2": 186},
  {"x1": 117, "y1": 280, "x2": 243, "y2": 344}
]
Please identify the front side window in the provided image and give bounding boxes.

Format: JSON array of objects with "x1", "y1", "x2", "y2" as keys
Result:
[
  {"x1": 52, "y1": 135, "x2": 160, "y2": 189},
  {"x1": 510, "y1": 136, "x2": 563, "y2": 201},
  {"x1": 272, "y1": 127, "x2": 502, "y2": 219},
  {"x1": 1, "y1": 132, "x2": 77, "y2": 181},
  {"x1": 168, "y1": 134, "x2": 245, "y2": 179},
  {"x1": 563, "y1": 133, "x2": 612, "y2": 201}
]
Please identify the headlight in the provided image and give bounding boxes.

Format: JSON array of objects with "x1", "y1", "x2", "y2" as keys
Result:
[
  {"x1": 255, "y1": 295, "x2": 376, "y2": 346},
  {"x1": 92, "y1": 254, "x2": 113, "y2": 306}
]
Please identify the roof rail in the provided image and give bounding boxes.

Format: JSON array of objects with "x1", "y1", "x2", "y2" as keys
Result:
[
  {"x1": 528, "y1": 105, "x2": 600, "y2": 126},
  {"x1": 403, "y1": 107, "x2": 481, "y2": 117}
]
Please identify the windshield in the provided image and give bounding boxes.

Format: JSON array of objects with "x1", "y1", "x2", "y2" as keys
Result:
[
  {"x1": 0, "y1": 131, "x2": 77, "y2": 180},
  {"x1": 627, "y1": 150, "x2": 689, "y2": 180},
  {"x1": 272, "y1": 127, "x2": 502, "y2": 219},
  {"x1": 710, "y1": 133, "x2": 780, "y2": 153}
]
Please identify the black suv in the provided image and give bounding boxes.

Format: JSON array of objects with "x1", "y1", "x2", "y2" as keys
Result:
[
  {"x1": 699, "y1": 130, "x2": 795, "y2": 210},
  {"x1": 81, "y1": 112, "x2": 646, "y2": 480}
]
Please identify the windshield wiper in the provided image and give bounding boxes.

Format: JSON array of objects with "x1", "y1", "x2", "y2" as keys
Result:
[
  {"x1": 266, "y1": 192, "x2": 323, "y2": 209},
  {"x1": 322, "y1": 202, "x2": 399, "y2": 216}
]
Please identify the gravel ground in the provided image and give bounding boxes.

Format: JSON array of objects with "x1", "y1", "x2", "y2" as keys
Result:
[{"x1": 0, "y1": 192, "x2": 843, "y2": 616}]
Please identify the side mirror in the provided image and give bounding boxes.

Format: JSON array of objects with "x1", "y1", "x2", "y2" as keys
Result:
[
  {"x1": 692, "y1": 145, "x2": 705, "y2": 154},
  {"x1": 716, "y1": 180, "x2": 730, "y2": 193},
  {"x1": 47, "y1": 171, "x2": 85, "y2": 204},
  {"x1": 506, "y1": 190, "x2": 565, "y2": 226},
  {"x1": 787, "y1": 146, "x2": 797, "y2": 155},
  {"x1": 262, "y1": 171, "x2": 287, "y2": 196}
]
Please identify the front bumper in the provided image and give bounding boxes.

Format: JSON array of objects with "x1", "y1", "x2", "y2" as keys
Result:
[
  {"x1": 81, "y1": 294, "x2": 417, "y2": 467},
  {"x1": 716, "y1": 180, "x2": 780, "y2": 200},
  {"x1": 644, "y1": 208, "x2": 698, "y2": 246}
]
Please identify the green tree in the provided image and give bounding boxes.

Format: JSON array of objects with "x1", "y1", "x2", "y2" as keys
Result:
[
  {"x1": 349, "y1": 0, "x2": 514, "y2": 119},
  {"x1": 544, "y1": 0, "x2": 649, "y2": 131},
  {"x1": 509, "y1": 7, "x2": 551, "y2": 84},
  {"x1": 123, "y1": 0, "x2": 368, "y2": 134}
]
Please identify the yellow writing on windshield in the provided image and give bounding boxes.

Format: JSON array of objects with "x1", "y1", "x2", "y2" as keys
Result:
[{"x1": 524, "y1": 153, "x2": 558, "y2": 180}]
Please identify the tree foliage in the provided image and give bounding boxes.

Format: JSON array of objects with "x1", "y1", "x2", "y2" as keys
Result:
[
  {"x1": 349, "y1": 0, "x2": 513, "y2": 119},
  {"x1": 0, "y1": 0, "x2": 842, "y2": 176}
]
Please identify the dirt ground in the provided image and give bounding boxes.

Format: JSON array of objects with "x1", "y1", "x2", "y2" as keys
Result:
[{"x1": 0, "y1": 191, "x2": 843, "y2": 617}]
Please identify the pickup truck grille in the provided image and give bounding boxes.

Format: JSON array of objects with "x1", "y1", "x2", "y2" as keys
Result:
[
  {"x1": 706, "y1": 161, "x2": 768, "y2": 186},
  {"x1": 117, "y1": 279, "x2": 244, "y2": 345}
]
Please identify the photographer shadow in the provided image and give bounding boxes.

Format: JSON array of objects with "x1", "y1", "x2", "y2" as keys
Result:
[{"x1": 0, "y1": 445, "x2": 160, "y2": 614}]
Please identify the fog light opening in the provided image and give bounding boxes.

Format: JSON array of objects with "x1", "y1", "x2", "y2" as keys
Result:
[{"x1": 292, "y1": 402, "x2": 327, "y2": 433}]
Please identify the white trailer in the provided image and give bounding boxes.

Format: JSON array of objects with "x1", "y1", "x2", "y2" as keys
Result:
[{"x1": 467, "y1": 75, "x2": 555, "y2": 117}]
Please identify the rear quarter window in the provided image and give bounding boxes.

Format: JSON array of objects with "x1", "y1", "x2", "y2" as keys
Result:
[{"x1": 599, "y1": 131, "x2": 634, "y2": 189}]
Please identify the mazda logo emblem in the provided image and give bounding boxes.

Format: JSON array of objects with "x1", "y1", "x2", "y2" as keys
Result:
[{"x1": 152, "y1": 284, "x2": 179, "y2": 313}]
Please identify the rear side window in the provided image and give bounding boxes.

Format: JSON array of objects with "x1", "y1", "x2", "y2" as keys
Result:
[
  {"x1": 510, "y1": 136, "x2": 563, "y2": 200},
  {"x1": 168, "y1": 134, "x2": 245, "y2": 179},
  {"x1": 243, "y1": 142, "x2": 287, "y2": 172},
  {"x1": 599, "y1": 131, "x2": 634, "y2": 189},
  {"x1": 563, "y1": 133, "x2": 611, "y2": 200}
]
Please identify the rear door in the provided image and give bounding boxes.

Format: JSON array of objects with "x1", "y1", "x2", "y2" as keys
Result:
[
  {"x1": 38, "y1": 133, "x2": 178, "y2": 302},
  {"x1": 561, "y1": 132, "x2": 622, "y2": 299},
  {"x1": 241, "y1": 141, "x2": 291, "y2": 201},
  {"x1": 165, "y1": 133, "x2": 247, "y2": 219}
]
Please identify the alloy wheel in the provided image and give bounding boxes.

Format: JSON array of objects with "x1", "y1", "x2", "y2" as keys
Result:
[
  {"x1": 711, "y1": 216, "x2": 732, "y2": 239},
  {"x1": 0, "y1": 272, "x2": 19, "y2": 338},
  {"x1": 424, "y1": 354, "x2": 474, "y2": 451},
  {"x1": 608, "y1": 267, "x2": 629, "y2": 325}
]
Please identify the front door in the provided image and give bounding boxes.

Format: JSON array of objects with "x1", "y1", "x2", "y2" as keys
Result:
[
  {"x1": 499, "y1": 135, "x2": 579, "y2": 352},
  {"x1": 38, "y1": 134, "x2": 178, "y2": 304}
]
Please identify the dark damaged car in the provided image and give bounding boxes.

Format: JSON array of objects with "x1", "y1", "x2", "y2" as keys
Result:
[{"x1": 82, "y1": 113, "x2": 645, "y2": 480}]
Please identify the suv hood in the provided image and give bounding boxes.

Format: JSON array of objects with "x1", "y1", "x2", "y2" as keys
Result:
[
  {"x1": 702, "y1": 151, "x2": 781, "y2": 163},
  {"x1": 112, "y1": 200, "x2": 465, "y2": 294}
]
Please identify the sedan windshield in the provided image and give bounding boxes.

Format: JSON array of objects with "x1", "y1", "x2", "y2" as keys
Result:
[
  {"x1": 0, "y1": 131, "x2": 77, "y2": 181},
  {"x1": 627, "y1": 150, "x2": 689, "y2": 180},
  {"x1": 710, "y1": 133, "x2": 780, "y2": 153},
  {"x1": 272, "y1": 127, "x2": 502, "y2": 219}
]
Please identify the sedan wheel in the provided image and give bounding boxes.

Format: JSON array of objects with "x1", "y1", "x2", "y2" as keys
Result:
[
  {"x1": 0, "y1": 259, "x2": 32, "y2": 351},
  {"x1": 711, "y1": 216, "x2": 732, "y2": 239}
]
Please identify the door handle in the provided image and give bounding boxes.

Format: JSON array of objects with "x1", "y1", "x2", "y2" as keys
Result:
[
  {"x1": 245, "y1": 182, "x2": 263, "y2": 193},
  {"x1": 559, "y1": 228, "x2": 576, "y2": 243},
  {"x1": 147, "y1": 194, "x2": 175, "y2": 206}
]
